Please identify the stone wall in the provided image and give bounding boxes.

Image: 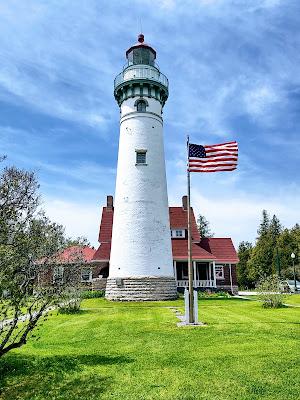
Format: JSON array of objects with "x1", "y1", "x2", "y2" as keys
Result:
[{"x1": 105, "y1": 277, "x2": 177, "y2": 301}]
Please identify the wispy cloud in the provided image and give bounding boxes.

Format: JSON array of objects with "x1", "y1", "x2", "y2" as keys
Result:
[{"x1": 0, "y1": 0, "x2": 299, "y2": 245}]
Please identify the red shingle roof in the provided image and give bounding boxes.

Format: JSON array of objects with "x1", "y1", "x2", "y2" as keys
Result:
[
  {"x1": 172, "y1": 241, "x2": 216, "y2": 260},
  {"x1": 200, "y1": 238, "x2": 239, "y2": 263},
  {"x1": 93, "y1": 203, "x2": 238, "y2": 263},
  {"x1": 169, "y1": 207, "x2": 200, "y2": 242},
  {"x1": 54, "y1": 246, "x2": 96, "y2": 263}
]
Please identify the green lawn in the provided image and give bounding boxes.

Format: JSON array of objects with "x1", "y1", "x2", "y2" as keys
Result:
[
  {"x1": 0, "y1": 298, "x2": 299, "y2": 400},
  {"x1": 284, "y1": 294, "x2": 300, "y2": 306}
]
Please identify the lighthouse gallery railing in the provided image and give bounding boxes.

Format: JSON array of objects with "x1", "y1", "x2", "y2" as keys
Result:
[{"x1": 114, "y1": 65, "x2": 169, "y2": 89}]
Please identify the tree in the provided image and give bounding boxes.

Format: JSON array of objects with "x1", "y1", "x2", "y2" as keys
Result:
[
  {"x1": 257, "y1": 209, "x2": 270, "y2": 237},
  {"x1": 0, "y1": 164, "x2": 85, "y2": 357},
  {"x1": 256, "y1": 275, "x2": 285, "y2": 308},
  {"x1": 237, "y1": 241, "x2": 253, "y2": 288},
  {"x1": 276, "y1": 225, "x2": 299, "y2": 280},
  {"x1": 247, "y1": 211, "x2": 282, "y2": 282},
  {"x1": 197, "y1": 214, "x2": 214, "y2": 238}
]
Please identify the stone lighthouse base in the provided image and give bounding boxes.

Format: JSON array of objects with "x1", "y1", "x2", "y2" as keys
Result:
[{"x1": 105, "y1": 277, "x2": 177, "y2": 301}]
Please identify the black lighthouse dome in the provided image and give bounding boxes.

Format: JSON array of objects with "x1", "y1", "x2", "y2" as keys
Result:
[{"x1": 126, "y1": 34, "x2": 156, "y2": 66}]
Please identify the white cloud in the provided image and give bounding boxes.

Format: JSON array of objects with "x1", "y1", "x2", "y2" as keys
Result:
[
  {"x1": 169, "y1": 183, "x2": 300, "y2": 248},
  {"x1": 243, "y1": 85, "x2": 280, "y2": 117},
  {"x1": 1, "y1": 0, "x2": 299, "y2": 253},
  {"x1": 44, "y1": 197, "x2": 102, "y2": 248}
]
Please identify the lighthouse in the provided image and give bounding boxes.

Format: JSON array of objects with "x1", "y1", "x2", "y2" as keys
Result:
[{"x1": 105, "y1": 34, "x2": 177, "y2": 301}]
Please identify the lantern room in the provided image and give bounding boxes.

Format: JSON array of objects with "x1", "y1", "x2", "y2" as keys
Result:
[{"x1": 126, "y1": 34, "x2": 156, "y2": 66}]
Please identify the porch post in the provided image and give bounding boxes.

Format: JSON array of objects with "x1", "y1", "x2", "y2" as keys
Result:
[
  {"x1": 173, "y1": 261, "x2": 176, "y2": 280},
  {"x1": 213, "y1": 261, "x2": 217, "y2": 288},
  {"x1": 209, "y1": 263, "x2": 213, "y2": 285},
  {"x1": 193, "y1": 261, "x2": 197, "y2": 285},
  {"x1": 229, "y1": 263, "x2": 233, "y2": 293}
]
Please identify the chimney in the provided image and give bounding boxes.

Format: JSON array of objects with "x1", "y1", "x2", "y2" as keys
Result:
[
  {"x1": 182, "y1": 195, "x2": 187, "y2": 211},
  {"x1": 107, "y1": 195, "x2": 113, "y2": 209}
]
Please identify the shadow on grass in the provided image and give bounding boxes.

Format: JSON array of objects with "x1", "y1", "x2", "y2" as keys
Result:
[{"x1": 0, "y1": 353, "x2": 133, "y2": 399}]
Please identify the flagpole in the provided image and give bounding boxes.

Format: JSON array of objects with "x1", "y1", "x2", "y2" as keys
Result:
[{"x1": 187, "y1": 135, "x2": 195, "y2": 323}]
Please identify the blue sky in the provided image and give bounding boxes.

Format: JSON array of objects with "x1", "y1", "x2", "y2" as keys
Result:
[{"x1": 0, "y1": 0, "x2": 299, "y2": 248}]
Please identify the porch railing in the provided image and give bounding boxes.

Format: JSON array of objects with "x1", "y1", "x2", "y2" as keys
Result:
[{"x1": 176, "y1": 280, "x2": 215, "y2": 288}]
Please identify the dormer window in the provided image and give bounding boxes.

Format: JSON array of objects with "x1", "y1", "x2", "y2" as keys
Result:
[
  {"x1": 136, "y1": 100, "x2": 147, "y2": 112},
  {"x1": 171, "y1": 229, "x2": 185, "y2": 238}
]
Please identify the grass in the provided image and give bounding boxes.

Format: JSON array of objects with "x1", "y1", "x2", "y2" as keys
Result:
[
  {"x1": 284, "y1": 294, "x2": 300, "y2": 306},
  {"x1": 0, "y1": 297, "x2": 299, "y2": 400}
]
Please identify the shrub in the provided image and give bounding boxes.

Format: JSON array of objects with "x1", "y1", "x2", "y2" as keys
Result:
[
  {"x1": 256, "y1": 275, "x2": 285, "y2": 308},
  {"x1": 58, "y1": 287, "x2": 81, "y2": 314},
  {"x1": 80, "y1": 290, "x2": 105, "y2": 299}
]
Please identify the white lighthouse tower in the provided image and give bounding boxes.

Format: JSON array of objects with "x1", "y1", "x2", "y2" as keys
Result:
[{"x1": 106, "y1": 34, "x2": 177, "y2": 301}]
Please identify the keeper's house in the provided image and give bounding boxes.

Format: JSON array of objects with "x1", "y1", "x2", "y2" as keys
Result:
[{"x1": 91, "y1": 195, "x2": 239, "y2": 293}]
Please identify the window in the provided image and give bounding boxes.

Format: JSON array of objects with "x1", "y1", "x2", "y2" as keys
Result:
[
  {"x1": 53, "y1": 266, "x2": 64, "y2": 284},
  {"x1": 171, "y1": 229, "x2": 185, "y2": 238},
  {"x1": 81, "y1": 268, "x2": 92, "y2": 282},
  {"x1": 215, "y1": 265, "x2": 224, "y2": 280},
  {"x1": 136, "y1": 100, "x2": 147, "y2": 112},
  {"x1": 136, "y1": 150, "x2": 147, "y2": 164}
]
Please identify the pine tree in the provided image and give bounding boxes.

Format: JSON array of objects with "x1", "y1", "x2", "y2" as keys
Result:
[
  {"x1": 269, "y1": 214, "x2": 282, "y2": 273},
  {"x1": 257, "y1": 209, "x2": 270, "y2": 237},
  {"x1": 197, "y1": 214, "x2": 214, "y2": 238},
  {"x1": 276, "y1": 225, "x2": 299, "y2": 279},
  {"x1": 237, "y1": 241, "x2": 253, "y2": 288},
  {"x1": 247, "y1": 210, "x2": 274, "y2": 282}
]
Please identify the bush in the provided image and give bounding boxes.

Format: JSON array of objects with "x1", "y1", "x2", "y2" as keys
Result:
[
  {"x1": 58, "y1": 287, "x2": 81, "y2": 314},
  {"x1": 58, "y1": 298, "x2": 81, "y2": 314},
  {"x1": 256, "y1": 275, "x2": 285, "y2": 308},
  {"x1": 80, "y1": 290, "x2": 105, "y2": 299}
]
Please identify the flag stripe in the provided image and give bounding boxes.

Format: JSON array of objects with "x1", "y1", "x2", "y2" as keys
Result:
[
  {"x1": 205, "y1": 145, "x2": 238, "y2": 151},
  {"x1": 190, "y1": 152, "x2": 238, "y2": 159},
  {"x1": 205, "y1": 148, "x2": 238, "y2": 155},
  {"x1": 188, "y1": 140, "x2": 238, "y2": 173},
  {"x1": 189, "y1": 167, "x2": 237, "y2": 172},
  {"x1": 189, "y1": 157, "x2": 238, "y2": 163},
  {"x1": 204, "y1": 141, "x2": 237, "y2": 147},
  {"x1": 189, "y1": 162, "x2": 238, "y2": 168}
]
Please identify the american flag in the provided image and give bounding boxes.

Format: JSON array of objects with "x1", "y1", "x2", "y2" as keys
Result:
[{"x1": 188, "y1": 141, "x2": 238, "y2": 173}]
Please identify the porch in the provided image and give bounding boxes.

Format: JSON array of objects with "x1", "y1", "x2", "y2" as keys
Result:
[{"x1": 174, "y1": 260, "x2": 216, "y2": 288}]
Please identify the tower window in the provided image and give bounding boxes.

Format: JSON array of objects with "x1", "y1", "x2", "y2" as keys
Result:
[
  {"x1": 136, "y1": 100, "x2": 147, "y2": 112},
  {"x1": 136, "y1": 150, "x2": 147, "y2": 165}
]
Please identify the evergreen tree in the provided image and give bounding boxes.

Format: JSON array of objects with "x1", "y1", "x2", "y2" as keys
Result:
[
  {"x1": 237, "y1": 241, "x2": 253, "y2": 288},
  {"x1": 247, "y1": 210, "x2": 275, "y2": 282},
  {"x1": 269, "y1": 214, "x2": 283, "y2": 273},
  {"x1": 269, "y1": 214, "x2": 282, "y2": 239},
  {"x1": 197, "y1": 214, "x2": 214, "y2": 238},
  {"x1": 257, "y1": 209, "x2": 270, "y2": 237},
  {"x1": 237, "y1": 209, "x2": 298, "y2": 286},
  {"x1": 276, "y1": 225, "x2": 299, "y2": 279}
]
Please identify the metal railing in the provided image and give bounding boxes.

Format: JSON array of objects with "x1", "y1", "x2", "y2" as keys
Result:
[
  {"x1": 114, "y1": 65, "x2": 168, "y2": 89},
  {"x1": 177, "y1": 280, "x2": 215, "y2": 288}
]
